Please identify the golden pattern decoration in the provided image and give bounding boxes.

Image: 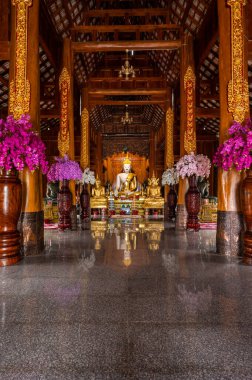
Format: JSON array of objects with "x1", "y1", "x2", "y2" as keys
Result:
[
  {"x1": 80, "y1": 107, "x2": 89, "y2": 169},
  {"x1": 58, "y1": 67, "x2": 70, "y2": 156},
  {"x1": 9, "y1": 0, "x2": 32, "y2": 119},
  {"x1": 184, "y1": 66, "x2": 196, "y2": 154},
  {"x1": 165, "y1": 108, "x2": 174, "y2": 168},
  {"x1": 227, "y1": 0, "x2": 249, "y2": 123}
]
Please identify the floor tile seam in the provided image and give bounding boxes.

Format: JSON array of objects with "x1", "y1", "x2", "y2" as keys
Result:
[
  {"x1": 0, "y1": 320, "x2": 130, "y2": 327},
  {"x1": 0, "y1": 275, "x2": 93, "y2": 280},
  {"x1": 0, "y1": 294, "x2": 129, "y2": 300},
  {"x1": 1, "y1": 320, "x2": 252, "y2": 328},
  {"x1": 126, "y1": 320, "x2": 252, "y2": 327}
]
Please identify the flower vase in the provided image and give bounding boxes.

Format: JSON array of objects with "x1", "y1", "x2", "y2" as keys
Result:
[
  {"x1": 57, "y1": 180, "x2": 72, "y2": 230},
  {"x1": 0, "y1": 169, "x2": 22, "y2": 266},
  {"x1": 241, "y1": 169, "x2": 252, "y2": 262},
  {"x1": 80, "y1": 183, "x2": 90, "y2": 221},
  {"x1": 167, "y1": 185, "x2": 177, "y2": 220},
  {"x1": 185, "y1": 175, "x2": 201, "y2": 231}
]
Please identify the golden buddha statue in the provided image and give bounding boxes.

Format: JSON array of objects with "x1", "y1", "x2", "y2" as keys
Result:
[
  {"x1": 114, "y1": 154, "x2": 138, "y2": 197},
  {"x1": 146, "y1": 173, "x2": 162, "y2": 198},
  {"x1": 91, "y1": 175, "x2": 106, "y2": 198},
  {"x1": 144, "y1": 173, "x2": 164, "y2": 212},
  {"x1": 90, "y1": 175, "x2": 108, "y2": 211}
]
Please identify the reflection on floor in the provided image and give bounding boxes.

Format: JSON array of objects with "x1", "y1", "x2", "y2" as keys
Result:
[{"x1": 1, "y1": 220, "x2": 252, "y2": 379}]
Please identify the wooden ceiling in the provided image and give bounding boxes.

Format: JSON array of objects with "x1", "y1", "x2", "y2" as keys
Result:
[{"x1": 0, "y1": 0, "x2": 252, "y2": 151}]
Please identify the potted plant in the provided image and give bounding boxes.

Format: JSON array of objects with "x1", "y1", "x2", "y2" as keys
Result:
[
  {"x1": 47, "y1": 155, "x2": 82, "y2": 230},
  {"x1": 161, "y1": 167, "x2": 179, "y2": 220},
  {"x1": 0, "y1": 114, "x2": 48, "y2": 266},
  {"x1": 80, "y1": 167, "x2": 95, "y2": 222},
  {"x1": 213, "y1": 119, "x2": 252, "y2": 260},
  {"x1": 176, "y1": 152, "x2": 211, "y2": 230}
]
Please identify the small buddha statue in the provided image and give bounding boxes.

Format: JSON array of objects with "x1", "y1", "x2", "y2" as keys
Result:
[
  {"x1": 114, "y1": 154, "x2": 138, "y2": 197},
  {"x1": 146, "y1": 173, "x2": 162, "y2": 198},
  {"x1": 91, "y1": 175, "x2": 106, "y2": 199}
]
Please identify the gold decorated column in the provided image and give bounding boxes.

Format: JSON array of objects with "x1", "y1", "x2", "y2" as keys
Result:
[
  {"x1": 80, "y1": 86, "x2": 90, "y2": 170},
  {"x1": 164, "y1": 88, "x2": 174, "y2": 202},
  {"x1": 164, "y1": 87, "x2": 174, "y2": 170},
  {"x1": 58, "y1": 38, "x2": 76, "y2": 206},
  {"x1": 149, "y1": 129, "x2": 156, "y2": 176},
  {"x1": 164, "y1": 107, "x2": 174, "y2": 170},
  {"x1": 216, "y1": 0, "x2": 249, "y2": 255},
  {"x1": 176, "y1": 34, "x2": 196, "y2": 229},
  {"x1": 9, "y1": 0, "x2": 44, "y2": 255}
]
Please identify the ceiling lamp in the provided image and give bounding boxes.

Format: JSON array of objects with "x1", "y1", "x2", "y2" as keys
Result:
[
  {"x1": 119, "y1": 50, "x2": 136, "y2": 80},
  {"x1": 121, "y1": 105, "x2": 133, "y2": 125}
]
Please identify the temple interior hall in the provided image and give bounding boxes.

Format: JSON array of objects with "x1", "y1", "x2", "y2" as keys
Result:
[{"x1": 1, "y1": 0, "x2": 252, "y2": 378}]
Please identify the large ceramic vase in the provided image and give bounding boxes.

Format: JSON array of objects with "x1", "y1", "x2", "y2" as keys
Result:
[
  {"x1": 57, "y1": 179, "x2": 72, "y2": 230},
  {"x1": 185, "y1": 175, "x2": 201, "y2": 231},
  {"x1": 80, "y1": 183, "x2": 90, "y2": 221},
  {"x1": 167, "y1": 185, "x2": 177, "y2": 220},
  {"x1": 241, "y1": 169, "x2": 252, "y2": 262},
  {"x1": 0, "y1": 169, "x2": 22, "y2": 266}
]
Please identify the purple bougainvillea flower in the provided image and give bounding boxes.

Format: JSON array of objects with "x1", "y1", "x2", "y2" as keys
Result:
[
  {"x1": 47, "y1": 155, "x2": 83, "y2": 182},
  {"x1": 0, "y1": 114, "x2": 48, "y2": 173},
  {"x1": 213, "y1": 119, "x2": 252, "y2": 171}
]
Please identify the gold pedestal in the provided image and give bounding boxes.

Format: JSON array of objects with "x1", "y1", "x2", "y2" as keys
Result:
[
  {"x1": 90, "y1": 197, "x2": 108, "y2": 218},
  {"x1": 144, "y1": 197, "x2": 164, "y2": 218}
]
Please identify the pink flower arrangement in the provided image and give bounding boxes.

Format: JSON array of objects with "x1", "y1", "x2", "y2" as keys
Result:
[
  {"x1": 47, "y1": 155, "x2": 83, "y2": 182},
  {"x1": 0, "y1": 114, "x2": 48, "y2": 173},
  {"x1": 213, "y1": 119, "x2": 252, "y2": 171},
  {"x1": 176, "y1": 152, "x2": 211, "y2": 179}
]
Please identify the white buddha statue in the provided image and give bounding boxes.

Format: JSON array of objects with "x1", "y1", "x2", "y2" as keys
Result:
[{"x1": 114, "y1": 155, "x2": 138, "y2": 197}]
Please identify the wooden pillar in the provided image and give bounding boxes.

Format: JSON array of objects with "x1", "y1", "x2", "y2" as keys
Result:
[
  {"x1": 80, "y1": 86, "x2": 90, "y2": 170},
  {"x1": 149, "y1": 129, "x2": 156, "y2": 176},
  {"x1": 96, "y1": 132, "x2": 103, "y2": 180},
  {"x1": 58, "y1": 38, "x2": 76, "y2": 205},
  {"x1": 216, "y1": 0, "x2": 249, "y2": 255},
  {"x1": 164, "y1": 88, "x2": 173, "y2": 195},
  {"x1": 0, "y1": 0, "x2": 9, "y2": 59},
  {"x1": 176, "y1": 34, "x2": 196, "y2": 229},
  {"x1": 9, "y1": 0, "x2": 44, "y2": 255}
]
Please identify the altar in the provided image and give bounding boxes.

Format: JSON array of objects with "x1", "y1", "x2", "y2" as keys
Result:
[{"x1": 90, "y1": 154, "x2": 164, "y2": 219}]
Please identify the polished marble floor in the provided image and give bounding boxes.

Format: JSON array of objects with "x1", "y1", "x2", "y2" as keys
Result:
[{"x1": 1, "y1": 220, "x2": 252, "y2": 379}]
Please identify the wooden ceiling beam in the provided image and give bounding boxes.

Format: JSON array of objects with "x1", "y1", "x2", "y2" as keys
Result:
[
  {"x1": 40, "y1": 109, "x2": 60, "y2": 119},
  {"x1": 71, "y1": 24, "x2": 180, "y2": 33},
  {"x1": 89, "y1": 76, "x2": 165, "y2": 82},
  {"x1": 72, "y1": 40, "x2": 181, "y2": 52},
  {"x1": 196, "y1": 107, "x2": 220, "y2": 118},
  {"x1": 83, "y1": 8, "x2": 169, "y2": 17},
  {"x1": 88, "y1": 89, "x2": 167, "y2": 96},
  {"x1": 89, "y1": 100, "x2": 166, "y2": 106}
]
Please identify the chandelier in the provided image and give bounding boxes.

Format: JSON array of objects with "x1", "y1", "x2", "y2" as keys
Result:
[
  {"x1": 121, "y1": 105, "x2": 133, "y2": 125},
  {"x1": 119, "y1": 50, "x2": 136, "y2": 80}
]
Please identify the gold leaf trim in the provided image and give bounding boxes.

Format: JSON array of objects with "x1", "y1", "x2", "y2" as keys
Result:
[
  {"x1": 80, "y1": 107, "x2": 89, "y2": 169},
  {"x1": 9, "y1": 0, "x2": 32, "y2": 119},
  {"x1": 165, "y1": 108, "x2": 174, "y2": 168},
  {"x1": 227, "y1": 0, "x2": 249, "y2": 122},
  {"x1": 184, "y1": 66, "x2": 196, "y2": 154},
  {"x1": 58, "y1": 67, "x2": 71, "y2": 156}
]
